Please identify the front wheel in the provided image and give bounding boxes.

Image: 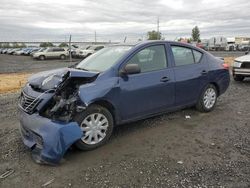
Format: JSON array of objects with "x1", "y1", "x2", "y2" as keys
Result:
[
  {"x1": 196, "y1": 84, "x2": 218, "y2": 112},
  {"x1": 74, "y1": 105, "x2": 114, "y2": 151},
  {"x1": 39, "y1": 55, "x2": 45, "y2": 60}
]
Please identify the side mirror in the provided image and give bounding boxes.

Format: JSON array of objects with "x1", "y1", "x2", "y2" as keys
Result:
[{"x1": 120, "y1": 64, "x2": 141, "y2": 75}]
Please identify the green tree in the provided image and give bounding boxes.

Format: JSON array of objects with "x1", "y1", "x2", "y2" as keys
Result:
[
  {"x1": 59, "y1": 42, "x2": 68, "y2": 47},
  {"x1": 191, "y1": 26, "x2": 201, "y2": 42},
  {"x1": 40, "y1": 42, "x2": 54, "y2": 47},
  {"x1": 2, "y1": 43, "x2": 10, "y2": 48},
  {"x1": 147, "y1": 30, "x2": 162, "y2": 40}
]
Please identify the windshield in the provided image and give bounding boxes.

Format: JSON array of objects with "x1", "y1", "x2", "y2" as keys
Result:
[
  {"x1": 38, "y1": 48, "x2": 46, "y2": 52},
  {"x1": 76, "y1": 46, "x2": 132, "y2": 72}
]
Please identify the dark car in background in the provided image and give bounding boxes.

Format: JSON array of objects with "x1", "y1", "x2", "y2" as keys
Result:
[{"x1": 18, "y1": 41, "x2": 230, "y2": 164}]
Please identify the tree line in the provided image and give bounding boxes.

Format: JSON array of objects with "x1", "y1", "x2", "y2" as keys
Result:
[{"x1": 147, "y1": 26, "x2": 201, "y2": 42}]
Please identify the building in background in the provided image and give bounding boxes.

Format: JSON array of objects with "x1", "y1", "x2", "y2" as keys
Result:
[{"x1": 208, "y1": 37, "x2": 227, "y2": 51}]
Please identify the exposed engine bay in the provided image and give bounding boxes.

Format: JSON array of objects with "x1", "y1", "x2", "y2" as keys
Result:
[{"x1": 28, "y1": 68, "x2": 98, "y2": 122}]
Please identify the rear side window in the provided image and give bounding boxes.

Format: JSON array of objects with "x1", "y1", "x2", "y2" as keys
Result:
[
  {"x1": 193, "y1": 50, "x2": 202, "y2": 63},
  {"x1": 171, "y1": 46, "x2": 194, "y2": 66},
  {"x1": 127, "y1": 45, "x2": 167, "y2": 73}
]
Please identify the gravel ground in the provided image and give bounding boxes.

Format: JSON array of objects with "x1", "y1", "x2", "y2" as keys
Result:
[
  {"x1": 0, "y1": 54, "x2": 78, "y2": 73},
  {"x1": 0, "y1": 78, "x2": 249, "y2": 187}
]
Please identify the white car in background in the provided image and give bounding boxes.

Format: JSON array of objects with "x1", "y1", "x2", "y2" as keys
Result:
[
  {"x1": 232, "y1": 53, "x2": 250, "y2": 81},
  {"x1": 33, "y1": 47, "x2": 69, "y2": 60},
  {"x1": 77, "y1": 45, "x2": 104, "y2": 58},
  {"x1": 74, "y1": 45, "x2": 90, "y2": 58}
]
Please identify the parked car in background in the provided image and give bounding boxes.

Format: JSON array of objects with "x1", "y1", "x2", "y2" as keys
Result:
[
  {"x1": 30, "y1": 48, "x2": 45, "y2": 56},
  {"x1": 32, "y1": 47, "x2": 69, "y2": 60},
  {"x1": 1, "y1": 48, "x2": 9, "y2": 54},
  {"x1": 18, "y1": 41, "x2": 230, "y2": 164},
  {"x1": 77, "y1": 45, "x2": 104, "y2": 58},
  {"x1": 26, "y1": 48, "x2": 40, "y2": 55},
  {"x1": 74, "y1": 45, "x2": 91, "y2": 58},
  {"x1": 232, "y1": 54, "x2": 250, "y2": 81},
  {"x1": 13, "y1": 48, "x2": 26, "y2": 55},
  {"x1": 66, "y1": 46, "x2": 78, "y2": 57},
  {"x1": 8, "y1": 48, "x2": 20, "y2": 55}
]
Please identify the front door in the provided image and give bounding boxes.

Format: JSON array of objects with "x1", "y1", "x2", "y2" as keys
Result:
[{"x1": 119, "y1": 44, "x2": 175, "y2": 121}]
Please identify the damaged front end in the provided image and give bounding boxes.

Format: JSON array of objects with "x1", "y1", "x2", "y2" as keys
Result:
[{"x1": 19, "y1": 68, "x2": 98, "y2": 164}]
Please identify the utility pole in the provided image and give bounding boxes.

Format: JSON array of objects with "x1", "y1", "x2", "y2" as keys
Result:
[
  {"x1": 94, "y1": 31, "x2": 97, "y2": 44},
  {"x1": 123, "y1": 36, "x2": 127, "y2": 43},
  {"x1": 69, "y1": 35, "x2": 72, "y2": 62},
  {"x1": 157, "y1": 17, "x2": 160, "y2": 40}
]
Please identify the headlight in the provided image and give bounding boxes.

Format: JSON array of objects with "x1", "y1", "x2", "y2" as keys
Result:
[{"x1": 233, "y1": 61, "x2": 242, "y2": 68}]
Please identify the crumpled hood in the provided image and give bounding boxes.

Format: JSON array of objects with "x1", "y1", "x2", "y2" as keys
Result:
[
  {"x1": 235, "y1": 54, "x2": 250, "y2": 62},
  {"x1": 28, "y1": 68, "x2": 99, "y2": 91}
]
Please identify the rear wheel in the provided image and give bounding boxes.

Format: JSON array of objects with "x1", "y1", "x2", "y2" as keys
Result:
[
  {"x1": 233, "y1": 75, "x2": 244, "y2": 81},
  {"x1": 60, "y1": 54, "x2": 66, "y2": 60},
  {"x1": 196, "y1": 84, "x2": 217, "y2": 112},
  {"x1": 75, "y1": 105, "x2": 114, "y2": 151}
]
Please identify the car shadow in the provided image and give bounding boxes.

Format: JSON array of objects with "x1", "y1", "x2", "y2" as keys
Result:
[
  {"x1": 64, "y1": 107, "x2": 198, "y2": 161},
  {"x1": 233, "y1": 77, "x2": 250, "y2": 85}
]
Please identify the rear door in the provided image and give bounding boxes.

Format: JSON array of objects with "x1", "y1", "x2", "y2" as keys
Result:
[
  {"x1": 170, "y1": 44, "x2": 209, "y2": 106},
  {"x1": 119, "y1": 44, "x2": 175, "y2": 121},
  {"x1": 52, "y1": 48, "x2": 63, "y2": 57},
  {"x1": 46, "y1": 48, "x2": 54, "y2": 58}
]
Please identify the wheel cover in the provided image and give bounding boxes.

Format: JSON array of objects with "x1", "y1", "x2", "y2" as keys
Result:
[
  {"x1": 80, "y1": 113, "x2": 109, "y2": 145},
  {"x1": 203, "y1": 88, "x2": 216, "y2": 109}
]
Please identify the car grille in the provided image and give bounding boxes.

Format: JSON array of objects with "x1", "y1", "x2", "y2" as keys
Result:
[
  {"x1": 242, "y1": 62, "x2": 250, "y2": 68},
  {"x1": 19, "y1": 92, "x2": 41, "y2": 114}
]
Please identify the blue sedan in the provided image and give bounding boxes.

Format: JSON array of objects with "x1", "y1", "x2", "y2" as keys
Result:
[{"x1": 18, "y1": 41, "x2": 230, "y2": 164}]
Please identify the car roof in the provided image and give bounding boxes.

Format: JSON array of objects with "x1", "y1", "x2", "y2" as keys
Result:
[{"x1": 109, "y1": 40, "x2": 205, "y2": 52}]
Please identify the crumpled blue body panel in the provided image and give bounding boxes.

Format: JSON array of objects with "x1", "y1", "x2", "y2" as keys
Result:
[{"x1": 19, "y1": 109, "x2": 82, "y2": 165}]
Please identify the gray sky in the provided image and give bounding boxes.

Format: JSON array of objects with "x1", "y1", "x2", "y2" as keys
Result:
[{"x1": 0, "y1": 0, "x2": 250, "y2": 42}]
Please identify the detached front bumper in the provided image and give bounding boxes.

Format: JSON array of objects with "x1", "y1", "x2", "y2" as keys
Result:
[{"x1": 19, "y1": 109, "x2": 82, "y2": 165}]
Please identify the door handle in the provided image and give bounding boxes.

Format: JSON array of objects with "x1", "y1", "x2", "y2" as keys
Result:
[
  {"x1": 160, "y1": 76, "x2": 170, "y2": 82},
  {"x1": 201, "y1": 70, "x2": 208, "y2": 75}
]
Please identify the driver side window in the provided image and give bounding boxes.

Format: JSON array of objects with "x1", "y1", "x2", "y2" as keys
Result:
[{"x1": 127, "y1": 45, "x2": 167, "y2": 73}]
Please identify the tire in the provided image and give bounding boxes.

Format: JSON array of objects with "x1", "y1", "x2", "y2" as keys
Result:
[
  {"x1": 39, "y1": 55, "x2": 45, "y2": 60},
  {"x1": 233, "y1": 75, "x2": 244, "y2": 81},
  {"x1": 74, "y1": 104, "x2": 114, "y2": 151},
  {"x1": 196, "y1": 84, "x2": 218, "y2": 112},
  {"x1": 60, "y1": 54, "x2": 66, "y2": 60}
]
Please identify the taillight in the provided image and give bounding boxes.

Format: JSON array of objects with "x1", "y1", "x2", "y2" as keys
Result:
[{"x1": 222, "y1": 63, "x2": 229, "y2": 69}]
